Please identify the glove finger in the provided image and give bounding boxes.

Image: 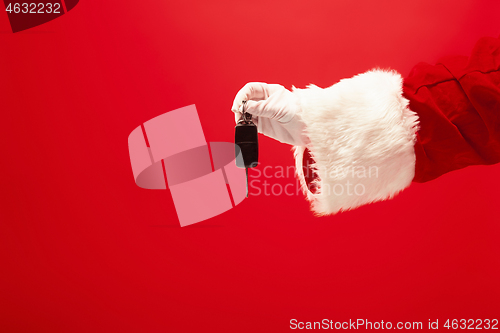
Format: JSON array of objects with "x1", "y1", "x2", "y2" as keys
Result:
[
  {"x1": 244, "y1": 100, "x2": 270, "y2": 119},
  {"x1": 245, "y1": 87, "x2": 290, "y2": 120},
  {"x1": 231, "y1": 82, "x2": 269, "y2": 113},
  {"x1": 231, "y1": 82, "x2": 285, "y2": 111}
]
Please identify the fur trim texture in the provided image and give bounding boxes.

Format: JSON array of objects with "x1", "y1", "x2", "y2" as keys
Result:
[{"x1": 293, "y1": 69, "x2": 419, "y2": 215}]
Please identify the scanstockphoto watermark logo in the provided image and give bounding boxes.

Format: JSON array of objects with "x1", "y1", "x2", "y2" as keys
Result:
[
  {"x1": 290, "y1": 318, "x2": 425, "y2": 330},
  {"x1": 3, "y1": 0, "x2": 79, "y2": 33},
  {"x1": 128, "y1": 105, "x2": 379, "y2": 227},
  {"x1": 248, "y1": 163, "x2": 379, "y2": 197},
  {"x1": 129, "y1": 105, "x2": 250, "y2": 227}
]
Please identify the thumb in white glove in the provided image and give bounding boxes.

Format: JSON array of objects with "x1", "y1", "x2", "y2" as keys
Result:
[{"x1": 231, "y1": 82, "x2": 310, "y2": 146}]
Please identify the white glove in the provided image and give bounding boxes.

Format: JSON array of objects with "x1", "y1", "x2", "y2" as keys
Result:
[{"x1": 231, "y1": 82, "x2": 310, "y2": 146}]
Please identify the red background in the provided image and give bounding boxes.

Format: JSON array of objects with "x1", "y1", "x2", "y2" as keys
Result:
[{"x1": 1, "y1": 0, "x2": 500, "y2": 331}]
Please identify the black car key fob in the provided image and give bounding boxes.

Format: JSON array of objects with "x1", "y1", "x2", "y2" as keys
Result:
[{"x1": 235, "y1": 101, "x2": 258, "y2": 196}]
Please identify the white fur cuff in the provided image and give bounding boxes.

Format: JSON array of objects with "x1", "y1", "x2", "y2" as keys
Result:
[{"x1": 293, "y1": 69, "x2": 419, "y2": 215}]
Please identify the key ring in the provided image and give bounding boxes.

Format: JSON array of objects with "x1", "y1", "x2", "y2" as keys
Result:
[{"x1": 241, "y1": 100, "x2": 252, "y2": 123}]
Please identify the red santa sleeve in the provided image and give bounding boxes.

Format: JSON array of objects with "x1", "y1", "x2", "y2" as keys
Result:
[
  {"x1": 405, "y1": 36, "x2": 500, "y2": 183},
  {"x1": 294, "y1": 35, "x2": 500, "y2": 215}
]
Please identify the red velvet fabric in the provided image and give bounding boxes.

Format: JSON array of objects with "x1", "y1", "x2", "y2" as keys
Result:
[{"x1": 404, "y1": 36, "x2": 500, "y2": 183}]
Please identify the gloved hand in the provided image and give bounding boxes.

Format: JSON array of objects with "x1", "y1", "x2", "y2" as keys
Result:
[{"x1": 231, "y1": 82, "x2": 310, "y2": 146}]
